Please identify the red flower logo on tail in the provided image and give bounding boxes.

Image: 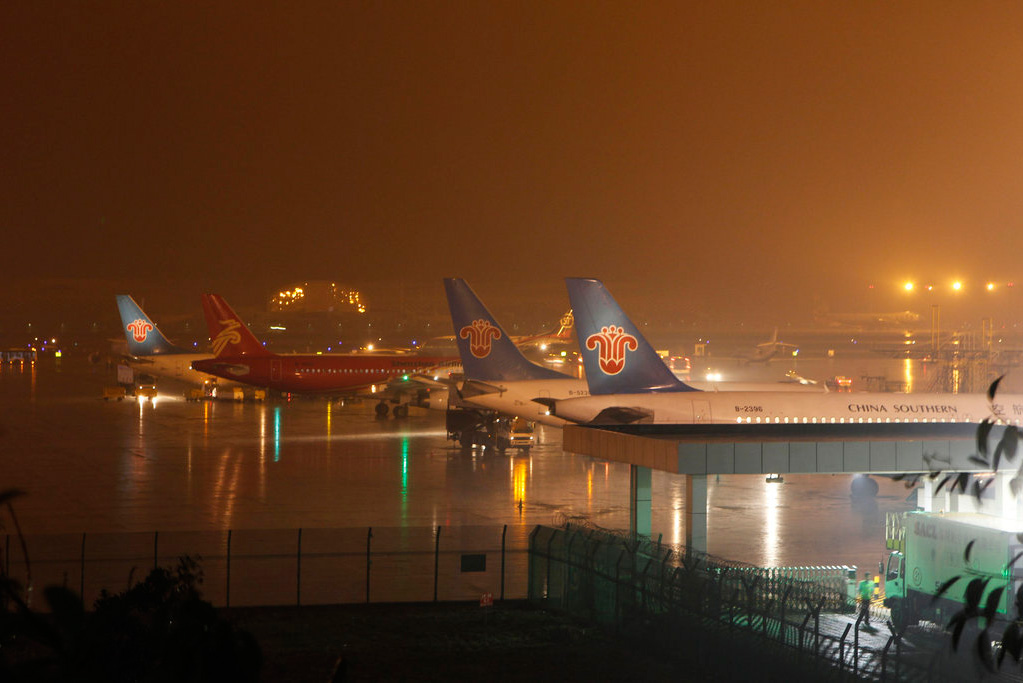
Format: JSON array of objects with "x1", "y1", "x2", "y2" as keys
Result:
[
  {"x1": 459, "y1": 319, "x2": 502, "y2": 358},
  {"x1": 127, "y1": 319, "x2": 153, "y2": 343},
  {"x1": 585, "y1": 325, "x2": 638, "y2": 375}
]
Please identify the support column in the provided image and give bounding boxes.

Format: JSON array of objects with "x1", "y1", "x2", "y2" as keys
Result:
[
  {"x1": 685, "y1": 474, "x2": 708, "y2": 553},
  {"x1": 918, "y1": 477, "x2": 935, "y2": 512},
  {"x1": 629, "y1": 465, "x2": 652, "y2": 538}
]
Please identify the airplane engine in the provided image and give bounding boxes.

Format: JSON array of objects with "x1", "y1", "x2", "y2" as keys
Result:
[{"x1": 427, "y1": 389, "x2": 451, "y2": 411}]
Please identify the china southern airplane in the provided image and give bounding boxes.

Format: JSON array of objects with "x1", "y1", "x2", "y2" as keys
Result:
[
  {"x1": 444, "y1": 279, "x2": 824, "y2": 427},
  {"x1": 116, "y1": 295, "x2": 231, "y2": 386},
  {"x1": 542, "y1": 278, "x2": 1023, "y2": 427},
  {"x1": 191, "y1": 294, "x2": 457, "y2": 415},
  {"x1": 445, "y1": 278, "x2": 582, "y2": 427}
]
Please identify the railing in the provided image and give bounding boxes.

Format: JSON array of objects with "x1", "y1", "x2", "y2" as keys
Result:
[
  {"x1": 886, "y1": 511, "x2": 906, "y2": 552},
  {"x1": 528, "y1": 523, "x2": 979, "y2": 682},
  {"x1": 1, "y1": 525, "x2": 532, "y2": 609}
]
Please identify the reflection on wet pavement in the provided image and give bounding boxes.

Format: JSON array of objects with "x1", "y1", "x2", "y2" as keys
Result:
[{"x1": 0, "y1": 358, "x2": 914, "y2": 575}]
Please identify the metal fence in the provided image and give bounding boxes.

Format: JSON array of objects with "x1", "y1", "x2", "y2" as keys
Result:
[
  {"x1": 526, "y1": 523, "x2": 1004, "y2": 682},
  {"x1": 1, "y1": 525, "x2": 532, "y2": 610}
]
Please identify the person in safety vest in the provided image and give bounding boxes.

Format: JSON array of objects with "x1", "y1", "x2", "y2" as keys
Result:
[{"x1": 857, "y1": 571, "x2": 873, "y2": 626}]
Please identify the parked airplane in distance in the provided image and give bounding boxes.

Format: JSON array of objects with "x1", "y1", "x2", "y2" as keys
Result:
[
  {"x1": 543, "y1": 278, "x2": 1023, "y2": 427},
  {"x1": 739, "y1": 327, "x2": 799, "y2": 364},
  {"x1": 116, "y1": 295, "x2": 229, "y2": 386},
  {"x1": 191, "y1": 294, "x2": 457, "y2": 415},
  {"x1": 445, "y1": 279, "x2": 823, "y2": 427}
]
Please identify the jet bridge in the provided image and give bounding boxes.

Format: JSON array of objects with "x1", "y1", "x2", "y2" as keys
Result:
[{"x1": 562, "y1": 422, "x2": 1023, "y2": 552}]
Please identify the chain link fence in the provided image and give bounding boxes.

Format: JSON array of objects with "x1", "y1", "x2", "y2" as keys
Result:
[{"x1": 1, "y1": 525, "x2": 532, "y2": 610}]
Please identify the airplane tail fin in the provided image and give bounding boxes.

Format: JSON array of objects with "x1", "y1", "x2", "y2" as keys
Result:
[
  {"x1": 553, "y1": 310, "x2": 574, "y2": 340},
  {"x1": 201, "y1": 294, "x2": 274, "y2": 358},
  {"x1": 116, "y1": 295, "x2": 187, "y2": 356},
  {"x1": 566, "y1": 278, "x2": 697, "y2": 395},
  {"x1": 444, "y1": 278, "x2": 566, "y2": 382}
]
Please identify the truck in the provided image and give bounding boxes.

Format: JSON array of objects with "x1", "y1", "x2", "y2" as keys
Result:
[
  {"x1": 884, "y1": 511, "x2": 1023, "y2": 630},
  {"x1": 508, "y1": 417, "x2": 535, "y2": 452}
]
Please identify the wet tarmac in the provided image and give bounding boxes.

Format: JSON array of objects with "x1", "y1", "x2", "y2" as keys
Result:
[{"x1": 0, "y1": 355, "x2": 919, "y2": 577}]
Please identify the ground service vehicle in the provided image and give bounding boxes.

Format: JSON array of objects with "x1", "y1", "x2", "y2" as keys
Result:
[
  {"x1": 508, "y1": 417, "x2": 535, "y2": 452},
  {"x1": 884, "y1": 511, "x2": 1023, "y2": 629},
  {"x1": 135, "y1": 384, "x2": 158, "y2": 402}
]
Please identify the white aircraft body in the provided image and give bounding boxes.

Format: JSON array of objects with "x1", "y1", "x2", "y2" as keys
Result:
[
  {"x1": 547, "y1": 388, "x2": 1019, "y2": 426},
  {"x1": 546, "y1": 278, "x2": 1021, "y2": 427},
  {"x1": 462, "y1": 376, "x2": 829, "y2": 427}
]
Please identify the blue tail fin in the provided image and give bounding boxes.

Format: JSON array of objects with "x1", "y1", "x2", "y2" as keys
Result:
[
  {"x1": 444, "y1": 279, "x2": 566, "y2": 382},
  {"x1": 116, "y1": 295, "x2": 187, "y2": 356},
  {"x1": 565, "y1": 278, "x2": 697, "y2": 394}
]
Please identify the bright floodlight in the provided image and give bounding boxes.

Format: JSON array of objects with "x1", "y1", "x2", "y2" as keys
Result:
[
  {"x1": 952, "y1": 281, "x2": 962, "y2": 291},
  {"x1": 987, "y1": 282, "x2": 996, "y2": 291},
  {"x1": 903, "y1": 281, "x2": 914, "y2": 292}
]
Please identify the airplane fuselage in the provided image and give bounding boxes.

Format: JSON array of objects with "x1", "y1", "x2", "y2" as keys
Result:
[
  {"x1": 461, "y1": 377, "x2": 828, "y2": 427},
  {"x1": 461, "y1": 378, "x2": 589, "y2": 427},
  {"x1": 125, "y1": 353, "x2": 238, "y2": 386},
  {"x1": 191, "y1": 354, "x2": 456, "y2": 394},
  {"x1": 552, "y1": 391, "x2": 1023, "y2": 426}
]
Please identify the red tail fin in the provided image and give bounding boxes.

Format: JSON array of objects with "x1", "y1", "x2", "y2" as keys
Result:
[
  {"x1": 202, "y1": 294, "x2": 274, "y2": 358},
  {"x1": 554, "y1": 310, "x2": 574, "y2": 339}
]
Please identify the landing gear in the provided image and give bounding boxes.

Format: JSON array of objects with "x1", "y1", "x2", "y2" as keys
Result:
[
  {"x1": 393, "y1": 404, "x2": 409, "y2": 418},
  {"x1": 375, "y1": 401, "x2": 389, "y2": 418}
]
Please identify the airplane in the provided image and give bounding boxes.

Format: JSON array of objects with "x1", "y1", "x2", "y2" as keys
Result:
[
  {"x1": 115, "y1": 294, "x2": 232, "y2": 387},
  {"x1": 190, "y1": 294, "x2": 458, "y2": 416},
  {"x1": 444, "y1": 279, "x2": 824, "y2": 429},
  {"x1": 738, "y1": 327, "x2": 798, "y2": 364},
  {"x1": 541, "y1": 278, "x2": 1023, "y2": 426},
  {"x1": 419, "y1": 308, "x2": 574, "y2": 356},
  {"x1": 445, "y1": 278, "x2": 582, "y2": 427},
  {"x1": 512, "y1": 310, "x2": 575, "y2": 353}
]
